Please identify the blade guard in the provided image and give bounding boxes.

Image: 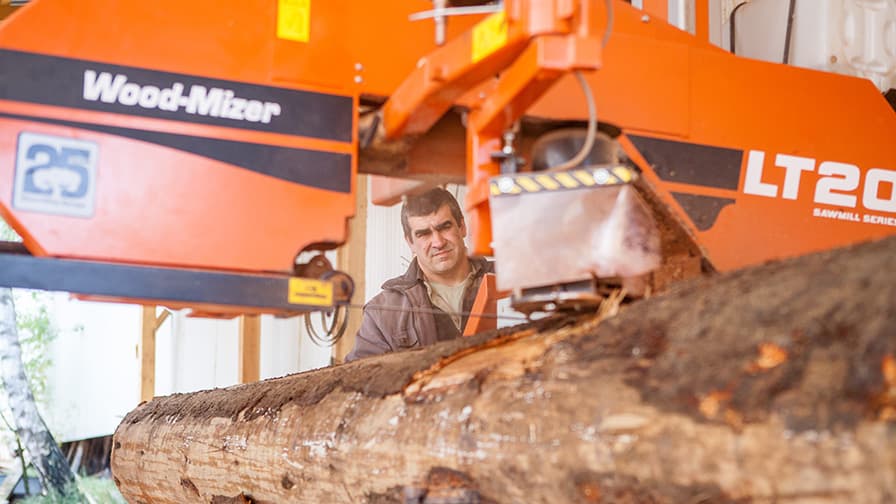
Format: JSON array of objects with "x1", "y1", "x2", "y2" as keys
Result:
[{"x1": 489, "y1": 165, "x2": 661, "y2": 292}]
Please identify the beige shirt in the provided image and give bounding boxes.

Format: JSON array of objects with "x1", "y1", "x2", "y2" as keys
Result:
[{"x1": 426, "y1": 273, "x2": 473, "y2": 330}]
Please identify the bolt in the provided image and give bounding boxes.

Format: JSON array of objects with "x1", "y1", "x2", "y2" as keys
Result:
[
  {"x1": 498, "y1": 177, "x2": 515, "y2": 193},
  {"x1": 354, "y1": 75, "x2": 363, "y2": 84},
  {"x1": 641, "y1": 14, "x2": 650, "y2": 22},
  {"x1": 354, "y1": 62, "x2": 363, "y2": 72}
]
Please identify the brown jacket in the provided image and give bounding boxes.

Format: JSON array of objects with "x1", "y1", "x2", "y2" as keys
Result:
[{"x1": 344, "y1": 257, "x2": 492, "y2": 362}]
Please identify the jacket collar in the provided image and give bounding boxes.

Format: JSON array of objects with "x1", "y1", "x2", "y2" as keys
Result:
[{"x1": 383, "y1": 256, "x2": 490, "y2": 292}]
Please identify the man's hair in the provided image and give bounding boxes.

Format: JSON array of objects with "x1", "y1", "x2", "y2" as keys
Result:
[{"x1": 401, "y1": 187, "x2": 464, "y2": 239}]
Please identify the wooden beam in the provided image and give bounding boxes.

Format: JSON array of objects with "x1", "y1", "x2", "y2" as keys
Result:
[
  {"x1": 238, "y1": 315, "x2": 261, "y2": 383},
  {"x1": 140, "y1": 306, "x2": 170, "y2": 402},
  {"x1": 154, "y1": 309, "x2": 170, "y2": 331},
  {"x1": 333, "y1": 175, "x2": 368, "y2": 364},
  {"x1": 139, "y1": 307, "x2": 157, "y2": 403}
]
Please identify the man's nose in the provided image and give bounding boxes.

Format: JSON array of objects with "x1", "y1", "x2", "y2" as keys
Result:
[{"x1": 431, "y1": 229, "x2": 447, "y2": 248}]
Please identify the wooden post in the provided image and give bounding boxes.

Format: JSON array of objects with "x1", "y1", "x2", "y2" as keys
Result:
[
  {"x1": 139, "y1": 306, "x2": 169, "y2": 403},
  {"x1": 238, "y1": 315, "x2": 261, "y2": 383},
  {"x1": 333, "y1": 174, "x2": 368, "y2": 364}
]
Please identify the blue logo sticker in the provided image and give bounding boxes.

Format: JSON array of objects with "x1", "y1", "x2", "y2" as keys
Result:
[{"x1": 13, "y1": 132, "x2": 98, "y2": 218}]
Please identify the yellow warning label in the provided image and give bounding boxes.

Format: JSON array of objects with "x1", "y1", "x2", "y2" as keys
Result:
[
  {"x1": 572, "y1": 170, "x2": 597, "y2": 186},
  {"x1": 516, "y1": 177, "x2": 541, "y2": 192},
  {"x1": 471, "y1": 11, "x2": 507, "y2": 63},
  {"x1": 288, "y1": 277, "x2": 333, "y2": 306},
  {"x1": 535, "y1": 174, "x2": 560, "y2": 190},
  {"x1": 612, "y1": 166, "x2": 633, "y2": 182},
  {"x1": 490, "y1": 166, "x2": 639, "y2": 196},
  {"x1": 555, "y1": 172, "x2": 580, "y2": 188},
  {"x1": 277, "y1": 0, "x2": 310, "y2": 43}
]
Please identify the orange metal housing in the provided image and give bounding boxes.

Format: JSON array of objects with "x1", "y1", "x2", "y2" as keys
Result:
[
  {"x1": 533, "y1": 2, "x2": 896, "y2": 272},
  {"x1": 0, "y1": 0, "x2": 894, "y2": 312},
  {"x1": 0, "y1": 0, "x2": 486, "y2": 275},
  {"x1": 371, "y1": 0, "x2": 896, "y2": 273}
]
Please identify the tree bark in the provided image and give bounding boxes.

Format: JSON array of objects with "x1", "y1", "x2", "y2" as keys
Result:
[
  {"x1": 112, "y1": 237, "x2": 896, "y2": 504},
  {"x1": 0, "y1": 288, "x2": 83, "y2": 500}
]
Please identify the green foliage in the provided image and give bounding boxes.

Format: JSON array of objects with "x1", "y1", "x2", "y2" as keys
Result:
[
  {"x1": 18, "y1": 475, "x2": 125, "y2": 504},
  {"x1": 0, "y1": 218, "x2": 21, "y2": 242},
  {"x1": 1, "y1": 213, "x2": 59, "y2": 404},
  {"x1": 14, "y1": 292, "x2": 57, "y2": 404}
]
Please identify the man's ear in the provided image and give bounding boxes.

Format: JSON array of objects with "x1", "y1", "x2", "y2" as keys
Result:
[
  {"x1": 459, "y1": 218, "x2": 467, "y2": 237},
  {"x1": 404, "y1": 234, "x2": 414, "y2": 248}
]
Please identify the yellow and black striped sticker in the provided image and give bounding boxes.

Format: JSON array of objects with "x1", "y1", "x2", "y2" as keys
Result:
[{"x1": 490, "y1": 166, "x2": 636, "y2": 197}]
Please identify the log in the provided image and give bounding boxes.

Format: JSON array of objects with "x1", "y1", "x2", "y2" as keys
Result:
[{"x1": 112, "y1": 237, "x2": 896, "y2": 503}]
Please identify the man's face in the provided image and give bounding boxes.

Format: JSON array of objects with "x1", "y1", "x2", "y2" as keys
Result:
[{"x1": 405, "y1": 204, "x2": 468, "y2": 282}]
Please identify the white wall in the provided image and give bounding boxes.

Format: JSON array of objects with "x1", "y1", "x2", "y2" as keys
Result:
[
  {"x1": 41, "y1": 294, "x2": 141, "y2": 442},
  {"x1": 38, "y1": 295, "x2": 333, "y2": 442},
  {"x1": 154, "y1": 312, "x2": 332, "y2": 397}
]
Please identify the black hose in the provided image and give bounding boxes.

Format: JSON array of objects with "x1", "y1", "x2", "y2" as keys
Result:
[
  {"x1": 783, "y1": 0, "x2": 797, "y2": 63},
  {"x1": 729, "y1": 2, "x2": 748, "y2": 55}
]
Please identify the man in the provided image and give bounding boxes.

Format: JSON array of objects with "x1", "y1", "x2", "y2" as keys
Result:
[{"x1": 344, "y1": 187, "x2": 492, "y2": 362}]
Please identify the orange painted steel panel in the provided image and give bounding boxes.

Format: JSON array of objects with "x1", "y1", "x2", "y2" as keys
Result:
[
  {"x1": 507, "y1": 2, "x2": 895, "y2": 272},
  {"x1": 682, "y1": 53, "x2": 896, "y2": 271},
  {"x1": 0, "y1": 0, "x2": 358, "y2": 277},
  {"x1": 381, "y1": 0, "x2": 597, "y2": 140},
  {"x1": 695, "y1": 0, "x2": 709, "y2": 42},
  {"x1": 368, "y1": 0, "x2": 896, "y2": 270},
  {"x1": 0, "y1": 118, "x2": 353, "y2": 272},
  {"x1": 348, "y1": 2, "x2": 486, "y2": 97},
  {"x1": 462, "y1": 273, "x2": 508, "y2": 336},
  {"x1": 0, "y1": 1, "x2": 354, "y2": 94},
  {"x1": 529, "y1": 3, "x2": 715, "y2": 136},
  {"x1": 0, "y1": 0, "x2": 893, "y2": 298},
  {"x1": 531, "y1": 32, "x2": 691, "y2": 137},
  {"x1": 641, "y1": 0, "x2": 667, "y2": 21}
]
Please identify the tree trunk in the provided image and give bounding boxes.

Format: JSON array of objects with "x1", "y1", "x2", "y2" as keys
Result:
[
  {"x1": 0, "y1": 288, "x2": 83, "y2": 500},
  {"x1": 112, "y1": 237, "x2": 896, "y2": 504}
]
